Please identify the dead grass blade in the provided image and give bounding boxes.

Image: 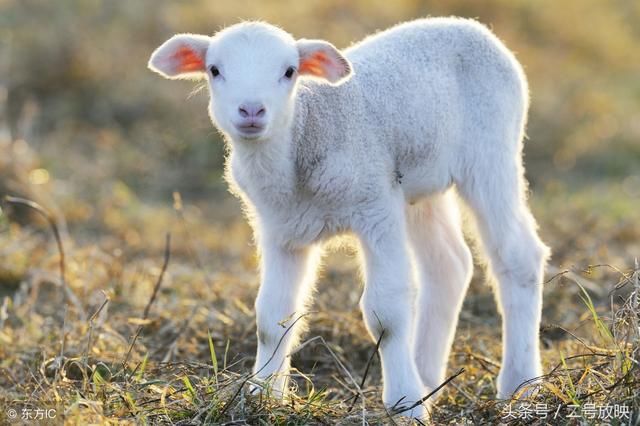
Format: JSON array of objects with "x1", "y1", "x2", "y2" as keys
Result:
[{"x1": 122, "y1": 233, "x2": 171, "y2": 371}]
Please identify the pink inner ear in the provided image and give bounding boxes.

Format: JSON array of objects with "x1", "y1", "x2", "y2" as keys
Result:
[
  {"x1": 172, "y1": 45, "x2": 205, "y2": 72},
  {"x1": 299, "y1": 51, "x2": 333, "y2": 78}
]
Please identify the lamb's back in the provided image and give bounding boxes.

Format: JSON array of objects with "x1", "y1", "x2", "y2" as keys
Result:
[{"x1": 292, "y1": 18, "x2": 527, "y2": 202}]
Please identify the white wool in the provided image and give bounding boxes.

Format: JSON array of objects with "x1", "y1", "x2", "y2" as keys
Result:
[{"x1": 150, "y1": 18, "x2": 550, "y2": 419}]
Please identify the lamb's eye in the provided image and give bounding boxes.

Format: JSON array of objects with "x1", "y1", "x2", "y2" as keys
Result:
[
  {"x1": 210, "y1": 65, "x2": 220, "y2": 77},
  {"x1": 284, "y1": 66, "x2": 295, "y2": 79}
]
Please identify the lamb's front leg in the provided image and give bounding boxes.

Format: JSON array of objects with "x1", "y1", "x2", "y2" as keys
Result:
[
  {"x1": 358, "y1": 208, "x2": 427, "y2": 419},
  {"x1": 252, "y1": 242, "x2": 320, "y2": 397}
]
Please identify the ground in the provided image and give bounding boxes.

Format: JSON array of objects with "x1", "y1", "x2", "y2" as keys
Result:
[{"x1": 1, "y1": 150, "x2": 638, "y2": 424}]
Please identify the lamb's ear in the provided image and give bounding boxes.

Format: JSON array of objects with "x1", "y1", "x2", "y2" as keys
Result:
[
  {"x1": 296, "y1": 39, "x2": 352, "y2": 85},
  {"x1": 148, "y1": 34, "x2": 211, "y2": 80}
]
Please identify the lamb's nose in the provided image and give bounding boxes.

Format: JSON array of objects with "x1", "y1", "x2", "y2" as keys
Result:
[{"x1": 238, "y1": 102, "x2": 266, "y2": 118}]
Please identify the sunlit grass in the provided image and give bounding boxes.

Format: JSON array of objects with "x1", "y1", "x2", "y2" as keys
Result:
[{"x1": 0, "y1": 190, "x2": 637, "y2": 423}]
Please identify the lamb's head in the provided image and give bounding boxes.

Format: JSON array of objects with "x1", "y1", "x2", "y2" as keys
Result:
[{"x1": 149, "y1": 22, "x2": 353, "y2": 141}]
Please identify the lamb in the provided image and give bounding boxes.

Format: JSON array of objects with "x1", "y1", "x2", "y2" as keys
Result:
[{"x1": 148, "y1": 18, "x2": 550, "y2": 419}]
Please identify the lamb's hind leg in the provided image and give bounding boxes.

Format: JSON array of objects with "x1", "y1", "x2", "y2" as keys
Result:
[
  {"x1": 458, "y1": 154, "x2": 549, "y2": 398},
  {"x1": 406, "y1": 191, "x2": 473, "y2": 391}
]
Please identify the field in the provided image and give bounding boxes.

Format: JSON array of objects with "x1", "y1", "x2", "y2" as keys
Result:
[{"x1": 1, "y1": 1, "x2": 639, "y2": 424}]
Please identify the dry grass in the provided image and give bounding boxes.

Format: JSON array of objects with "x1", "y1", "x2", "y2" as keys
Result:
[{"x1": 0, "y1": 181, "x2": 638, "y2": 424}]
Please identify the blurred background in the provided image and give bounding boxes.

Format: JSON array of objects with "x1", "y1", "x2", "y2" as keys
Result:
[
  {"x1": 1, "y1": 0, "x2": 639, "y2": 334},
  {"x1": 1, "y1": 0, "x2": 638, "y2": 260},
  {"x1": 0, "y1": 1, "x2": 639, "y2": 420}
]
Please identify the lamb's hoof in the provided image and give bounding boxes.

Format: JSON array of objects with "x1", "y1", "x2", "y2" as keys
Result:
[
  {"x1": 247, "y1": 376, "x2": 287, "y2": 400},
  {"x1": 387, "y1": 392, "x2": 430, "y2": 421},
  {"x1": 247, "y1": 381, "x2": 263, "y2": 396},
  {"x1": 498, "y1": 384, "x2": 540, "y2": 400},
  {"x1": 497, "y1": 369, "x2": 542, "y2": 400},
  {"x1": 390, "y1": 401, "x2": 429, "y2": 421}
]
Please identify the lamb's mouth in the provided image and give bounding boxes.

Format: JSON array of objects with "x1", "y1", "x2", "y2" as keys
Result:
[{"x1": 235, "y1": 124, "x2": 265, "y2": 138}]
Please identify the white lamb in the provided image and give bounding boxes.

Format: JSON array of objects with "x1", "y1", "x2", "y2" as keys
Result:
[{"x1": 149, "y1": 18, "x2": 550, "y2": 418}]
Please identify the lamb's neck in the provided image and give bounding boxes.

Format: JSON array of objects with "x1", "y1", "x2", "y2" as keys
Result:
[
  {"x1": 233, "y1": 124, "x2": 293, "y2": 172},
  {"x1": 228, "y1": 121, "x2": 301, "y2": 209}
]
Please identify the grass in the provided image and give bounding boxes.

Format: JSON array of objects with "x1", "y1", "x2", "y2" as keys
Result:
[{"x1": 0, "y1": 185, "x2": 638, "y2": 424}]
